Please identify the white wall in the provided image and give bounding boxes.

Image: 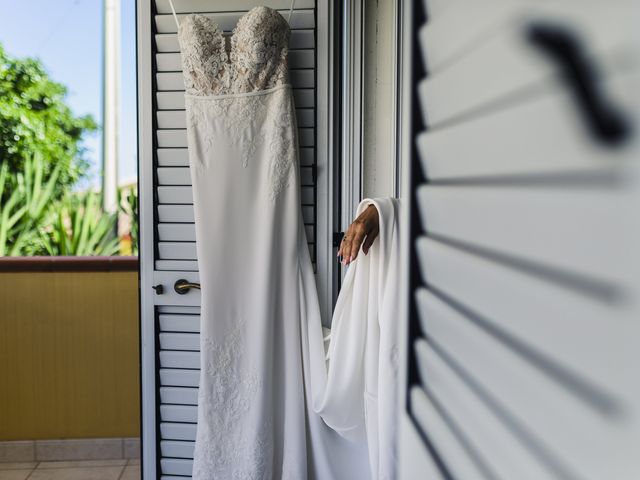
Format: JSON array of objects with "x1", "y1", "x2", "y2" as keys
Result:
[{"x1": 362, "y1": 0, "x2": 396, "y2": 198}]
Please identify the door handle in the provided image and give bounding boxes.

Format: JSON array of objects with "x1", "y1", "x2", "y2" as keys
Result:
[
  {"x1": 526, "y1": 21, "x2": 631, "y2": 146},
  {"x1": 174, "y1": 279, "x2": 201, "y2": 295}
]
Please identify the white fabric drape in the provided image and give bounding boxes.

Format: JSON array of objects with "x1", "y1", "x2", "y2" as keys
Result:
[{"x1": 301, "y1": 196, "x2": 402, "y2": 480}]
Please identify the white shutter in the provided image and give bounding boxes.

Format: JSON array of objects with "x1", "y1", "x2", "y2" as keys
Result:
[
  {"x1": 138, "y1": 1, "x2": 335, "y2": 478},
  {"x1": 399, "y1": 0, "x2": 640, "y2": 479}
]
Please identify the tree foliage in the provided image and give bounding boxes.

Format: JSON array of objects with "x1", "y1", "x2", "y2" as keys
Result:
[{"x1": 0, "y1": 42, "x2": 97, "y2": 202}]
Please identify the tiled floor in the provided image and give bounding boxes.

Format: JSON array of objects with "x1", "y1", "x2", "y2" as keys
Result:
[{"x1": 0, "y1": 459, "x2": 139, "y2": 480}]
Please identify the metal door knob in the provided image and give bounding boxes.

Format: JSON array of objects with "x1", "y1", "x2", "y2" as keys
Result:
[{"x1": 174, "y1": 279, "x2": 201, "y2": 295}]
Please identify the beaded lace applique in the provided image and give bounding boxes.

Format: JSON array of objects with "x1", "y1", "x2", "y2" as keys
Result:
[
  {"x1": 179, "y1": 7, "x2": 296, "y2": 202},
  {"x1": 177, "y1": 7, "x2": 290, "y2": 96}
]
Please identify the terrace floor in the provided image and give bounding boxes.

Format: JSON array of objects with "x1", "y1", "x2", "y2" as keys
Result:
[{"x1": 0, "y1": 458, "x2": 139, "y2": 480}]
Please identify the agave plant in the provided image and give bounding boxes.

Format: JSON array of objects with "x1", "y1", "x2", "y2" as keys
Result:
[
  {"x1": 39, "y1": 189, "x2": 120, "y2": 256},
  {"x1": 0, "y1": 151, "x2": 62, "y2": 256},
  {"x1": 117, "y1": 186, "x2": 138, "y2": 256}
]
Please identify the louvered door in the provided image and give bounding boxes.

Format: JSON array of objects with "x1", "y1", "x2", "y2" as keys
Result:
[
  {"x1": 399, "y1": 0, "x2": 640, "y2": 479},
  {"x1": 138, "y1": 1, "x2": 335, "y2": 478}
]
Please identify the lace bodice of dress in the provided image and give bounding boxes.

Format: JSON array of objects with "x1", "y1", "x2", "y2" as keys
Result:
[{"x1": 177, "y1": 6, "x2": 291, "y2": 96}]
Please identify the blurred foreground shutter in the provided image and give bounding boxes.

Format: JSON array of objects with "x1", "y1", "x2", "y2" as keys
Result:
[{"x1": 399, "y1": 0, "x2": 640, "y2": 479}]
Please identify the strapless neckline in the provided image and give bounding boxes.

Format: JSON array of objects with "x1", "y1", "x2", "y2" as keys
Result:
[
  {"x1": 177, "y1": 5, "x2": 292, "y2": 96},
  {"x1": 177, "y1": 6, "x2": 291, "y2": 43}
]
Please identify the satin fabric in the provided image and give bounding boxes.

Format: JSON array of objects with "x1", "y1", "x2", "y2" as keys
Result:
[{"x1": 301, "y1": 197, "x2": 402, "y2": 480}]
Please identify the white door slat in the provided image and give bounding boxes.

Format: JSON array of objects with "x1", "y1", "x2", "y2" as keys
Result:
[
  {"x1": 420, "y1": 0, "x2": 516, "y2": 74},
  {"x1": 157, "y1": 148, "x2": 190, "y2": 166},
  {"x1": 160, "y1": 386, "x2": 198, "y2": 405},
  {"x1": 159, "y1": 243, "x2": 197, "y2": 260},
  {"x1": 157, "y1": 146, "x2": 315, "y2": 167},
  {"x1": 415, "y1": 236, "x2": 639, "y2": 399},
  {"x1": 155, "y1": 260, "x2": 200, "y2": 272},
  {"x1": 423, "y1": 0, "x2": 456, "y2": 20},
  {"x1": 160, "y1": 459, "x2": 193, "y2": 477},
  {"x1": 156, "y1": 49, "x2": 314, "y2": 71},
  {"x1": 159, "y1": 314, "x2": 200, "y2": 332},
  {"x1": 155, "y1": 30, "x2": 315, "y2": 52},
  {"x1": 160, "y1": 458, "x2": 193, "y2": 476},
  {"x1": 160, "y1": 404, "x2": 197, "y2": 423},
  {"x1": 157, "y1": 88, "x2": 315, "y2": 109},
  {"x1": 296, "y1": 89, "x2": 316, "y2": 108},
  {"x1": 157, "y1": 205, "x2": 194, "y2": 222},
  {"x1": 416, "y1": 182, "x2": 638, "y2": 287},
  {"x1": 409, "y1": 386, "x2": 489, "y2": 480},
  {"x1": 419, "y1": 1, "x2": 638, "y2": 126},
  {"x1": 415, "y1": 288, "x2": 638, "y2": 480},
  {"x1": 155, "y1": 9, "x2": 315, "y2": 33},
  {"x1": 159, "y1": 332, "x2": 199, "y2": 350},
  {"x1": 398, "y1": 415, "x2": 446, "y2": 480},
  {"x1": 156, "y1": 69, "x2": 314, "y2": 91},
  {"x1": 414, "y1": 339, "x2": 553, "y2": 480},
  {"x1": 157, "y1": 224, "x2": 195, "y2": 241},
  {"x1": 159, "y1": 350, "x2": 199, "y2": 368},
  {"x1": 154, "y1": 0, "x2": 314, "y2": 14},
  {"x1": 157, "y1": 167, "x2": 191, "y2": 184},
  {"x1": 159, "y1": 440, "x2": 194, "y2": 458},
  {"x1": 156, "y1": 127, "x2": 314, "y2": 148},
  {"x1": 417, "y1": 69, "x2": 639, "y2": 180},
  {"x1": 160, "y1": 423, "x2": 196, "y2": 441},
  {"x1": 157, "y1": 186, "x2": 193, "y2": 203},
  {"x1": 161, "y1": 308, "x2": 199, "y2": 317},
  {"x1": 160, "y1": 369, "x2": 200, "y2": 387},
  {"x1": 156, "y1": 107, "x2": 315, "y2": 128}
]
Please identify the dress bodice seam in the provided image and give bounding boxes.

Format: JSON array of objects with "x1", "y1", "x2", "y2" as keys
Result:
[{"x1": 184, "y1": 83, "x2": 292, "y2": 100}]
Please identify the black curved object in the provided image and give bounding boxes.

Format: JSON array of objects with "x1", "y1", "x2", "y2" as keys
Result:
[{"x1": 527, "y1": 22, "x2": 631, "y2": 146}]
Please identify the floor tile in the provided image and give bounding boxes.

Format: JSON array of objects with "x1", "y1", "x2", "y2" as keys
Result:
[
  {"x1": 35, "y1": 439, "x2": 122, "y2": 462},
  {"x1": 122, "y1": 439, "x2": 139, "y2": 460},
  {"x1": 0, "y1": 470, "x2": 33, "y2": 480},
  {"x1": 125, "y1": 458, "x2": 140, "y2": 466},
  {"x1": 28, "y1": 466, "x2": 124, "y2": 480},
  {"x1": 0, "y1": 463, "x2": 37, "y2": 471},
  {"x1": 119, "y1": 465, "x2": 140, "y2": 480},
  {"x1": 37, "y1": 460, "x2": 126, "y2": 469},
  {"x1": 0, "y1": 442, "x2": 35, "y2": 463}
]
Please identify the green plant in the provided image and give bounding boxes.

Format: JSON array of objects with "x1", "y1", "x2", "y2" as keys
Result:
[
  {"x1": 117, "y1": 186, "x2": 138, "y2": 255},
  {"x1": 39, "y1": 190, "x2": 120, "y2": 256},
  {"x1": 0, "y1": 151, "x2": 61, "y2": 256},
  {"x1": 0, "y1": 42, "x2": 97, "y2": 204}
]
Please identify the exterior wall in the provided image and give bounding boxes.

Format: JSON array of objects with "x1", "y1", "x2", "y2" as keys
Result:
[
  {"x1": 363, "y1": 0, "x2": 397, "y2": 198},
  {"x1": 0, "y1": 270, "x2": 139, "y2": 440}
]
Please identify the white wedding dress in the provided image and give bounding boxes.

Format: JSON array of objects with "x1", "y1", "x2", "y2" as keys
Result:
[{"x1": 175, "y1": 5, "x2": 401, "y2": 480}]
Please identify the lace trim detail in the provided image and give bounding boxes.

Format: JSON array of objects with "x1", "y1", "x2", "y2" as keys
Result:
[
  {"x1": 185, "y1": 87, "x2": 296, "y2": 201},
  {"x1": 192, "y1": 316, "x2": 274, "y2": 479},
  {"x1": 178, "y1": 6, "x2": 290, "y2": 96},
  {"x1": 178, "y1": 13, "x2": 230, "y2": 96},
  {"x1": 266, "y1": 88, "x2": 296, "y2": 202}
]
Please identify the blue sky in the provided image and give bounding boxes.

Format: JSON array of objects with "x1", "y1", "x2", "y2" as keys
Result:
[{"x1": 0, "y1": 0, "x2": 138, "y2": 189}]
